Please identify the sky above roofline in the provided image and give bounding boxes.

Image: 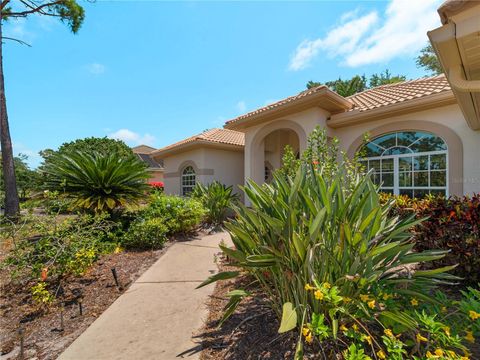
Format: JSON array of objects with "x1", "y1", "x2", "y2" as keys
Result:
[{"x1": 4, "y1": 0, "x2": 443, "y2": 168}]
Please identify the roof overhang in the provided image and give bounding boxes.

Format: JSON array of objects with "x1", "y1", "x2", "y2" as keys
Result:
[
  {"x1": 428, "y1": 1, "x2": 480, "y2": 130},
  {"x1": 224, "y1": 87, "x2": 353, "y2": 131},
  {"x1": 151, "y1": 140, "x2": 244, "y2": 159},
  {"x1": 327, "y1": 90, "x2": 457, "y2": 128}
]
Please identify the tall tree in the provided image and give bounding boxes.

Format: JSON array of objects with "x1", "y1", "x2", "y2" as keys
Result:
[
  {"x1": 416, "y1": 44, "x2": 443, "y2": 75},
  {"x1": 0, "y1": 1, "x2": 84, "y2": 218}
]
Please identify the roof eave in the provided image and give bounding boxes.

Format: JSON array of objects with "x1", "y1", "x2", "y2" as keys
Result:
[
  {"x1": 224, "y1": 88, "x2": 353, "y2": 131},
  {"x1": 151, "y1": 139, "x2": 244, "y2": 158},
  {"x1": 327, "y1": 91, "x2": 457, "y2": 129}
]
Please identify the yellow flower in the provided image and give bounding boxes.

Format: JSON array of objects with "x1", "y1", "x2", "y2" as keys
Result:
[
  {"x1": 441, "y1": 306, "x2": 448, "y2": 313},
  {"x1": 360, "y1": 294, "x2": 370, "y2": 302},
  {"x1": 114, "y1": 246, "x2": 123, "y2": 254},
  {"x1": 323, "y1": 282, "x2": 331, "y2": 289},
  {"x1": 377, "y1": 350, "x2": 386, "y2": 359},
  {"x1": 304, "y1": 284, "x2": 314, "y2": 291},
  {"x1": 314, "y1": 289, "x2": 324, "y2": 300},
  {"x1": 382, "y1": 293, "x2": 392, "y2": 301},
  {"x1": 384, "y1": 329, "x2": 394, "y2": 338},
  {"x1": 305, "y1": 332, "x2": 313, "y2": 344},
  {"x1": 362, "y1": 335, "x2": 372, "y2": 345},
  {"x1": 426, "y1": 351, "x2": 435, "y2": 359},
  {"x1": 352, "y1": 324, "x2": 359, "y2": 332},
  {"x1": 343, "y1": 297, "x2": 352, "y2": 303},
  {"x1": 340, "y1": 324, "x2": 348, "y2": 332},
  {"x1": 444, "y1": 327, "x2": 451, "y2": 337},
  {"x1": 367, "y1": 300, "x2": 376, "y2": 309},
  {"x1": 465, "y1": 331, "x2": 475, "y2": 343},
  {"x1": 434, "y1": 349, "x2": 444, "y2": 357},
  {"x1": 416, "y1": 333, "x2": 428, "y2": 342},
  {"x1": 302, "y1": 326, "x2": 310, "y2": 337},
  {"x1": 411, "y1": 298, "x2": 419, "y2": 306},
  {"x1": 469, "y1": 310, "x2": 480, "y2": 320},
  {"x1": 460, "y1": 356, "x2": 470, "y2": 360}
]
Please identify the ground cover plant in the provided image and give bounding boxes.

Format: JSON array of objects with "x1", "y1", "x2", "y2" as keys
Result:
[
  {"x1": 191, "y1": 181, "x2": 239, "y2": 226},
  {"x1": 199, "y1": 127, "x2": 479, "y2": 359}
]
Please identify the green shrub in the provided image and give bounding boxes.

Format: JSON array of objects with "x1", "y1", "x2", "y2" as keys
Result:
[
  {"x1": 380, "y1": 193, "x2": 480, "y2": 284},
  {"x1": 200, "y1": 127, "x2": 465, "y2": 359},
  {"x1": 122, "y1": 217, "x2": 168, "y2": 249},
  {"x1": 43, "y1": 151, "x2": 150, "y2": 213},
  {"x1": 2, "y1": 213, "x2": 118, "y2": 280},
  {"x1": 142, "y1": 194, "x2": 205, "y2": 234},
  {"x1": 191, "y1": 181, "x2": 239, "y2": 226}
]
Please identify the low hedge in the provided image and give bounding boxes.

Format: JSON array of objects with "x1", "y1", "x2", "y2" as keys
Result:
[{"x1": 382, "y1": 193, "x2": 480, "y2": 284}]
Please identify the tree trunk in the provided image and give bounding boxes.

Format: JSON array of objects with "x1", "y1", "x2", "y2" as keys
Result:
[{"x1": 0, "y1": 18, "x2": 20, "y2": 218}]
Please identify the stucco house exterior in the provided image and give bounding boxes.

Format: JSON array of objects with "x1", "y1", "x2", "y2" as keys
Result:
[{"x1": 151, "y1": 0, "x2": 480, "y2": 200}]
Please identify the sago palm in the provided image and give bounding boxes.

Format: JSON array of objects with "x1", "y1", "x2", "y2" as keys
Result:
[{"x1": 44, "y1": 151, "x2": 149, "y2": 213}]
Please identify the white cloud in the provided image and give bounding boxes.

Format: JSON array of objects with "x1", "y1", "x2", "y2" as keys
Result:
[
  {"x1": 13, "y1": 142, "x2": 42, "y2": 168},
  {"x1": 289, "y1": 0, "x2": 442, "y2": 70},
  {"x1": 86, "y1": 63, "x2": 106, "y2": 75},
  {"x1": 236, "y1": 100, "x2": 247, "y2": 113},
  {"x1": 108, "y1": 129, "x2": 156, "y2": 146}
]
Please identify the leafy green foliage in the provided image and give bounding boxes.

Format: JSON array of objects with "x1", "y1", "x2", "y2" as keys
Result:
[
  {"x1": 306, "y1": 70, "x2": 407, "y2": 96},
  {"x1": 202, "y1": 127, "x2": 468, "y2": 358},
  {"x1": 2, "y1": 1, "x2": 85, "y2": 34},
  {"x1": 141, "y1": 194, "x2": 205, "y2": 234},
  {"x1": 416, "y1": 44, "x2": 443, "y2": 75},
  {"x1": 43, "y1": 151, "x2": 149, "y2": 213},
  {"x1": 191, "y1": 181, "x2": 239, "y2": 226},
  {"x1": 121, "y1": 217, "x2": 168, "y2": 250},
  {"x1": 0, "y1": 153, "x2": 38, "y2": 204}
]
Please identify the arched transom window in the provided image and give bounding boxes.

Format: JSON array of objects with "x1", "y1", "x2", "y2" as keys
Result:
[
  {"x1": 359, "y1": 131, "x2": 448, "y2": 198},
  {"x1": 181, "y1": 166, "x2": 196, "y2": 196}
]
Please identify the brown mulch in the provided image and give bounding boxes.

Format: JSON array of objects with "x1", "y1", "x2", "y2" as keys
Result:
[
  {"x1": 197, "y1": 263, "x2": 299, "y2": 360},
  {"x1": 0, "y1": 244, "x2": 171, "y2": 360}
]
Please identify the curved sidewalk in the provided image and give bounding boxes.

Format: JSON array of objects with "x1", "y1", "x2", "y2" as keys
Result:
[{"x1": 58, "y1": 232, "x2": 230, "y2": 360}]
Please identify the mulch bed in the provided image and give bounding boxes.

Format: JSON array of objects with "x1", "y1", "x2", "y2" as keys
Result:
[
  {"x1": 197, "y1": 263, "x2": 299, "y2": 360},
  {"x1": 0, "y1": 244, "x2": 171, "y2": 360}
]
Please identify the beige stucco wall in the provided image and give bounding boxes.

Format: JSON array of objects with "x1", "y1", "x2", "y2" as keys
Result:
[
  {"x1": 244, "y1": 107, "x2": 330, "y2": 184},
  {"x1": 162, "y1": 147, "x2": 244, "y2": 196},
  {"x1": 333, "y1": 104, "x2": 480, "y2": 196},
  {"x1": 147, "y1": 170, "x2": 164, "y2": 183}
]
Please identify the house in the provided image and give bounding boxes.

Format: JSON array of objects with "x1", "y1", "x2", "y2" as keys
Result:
[
  {"x1": 132, "y1": 145, "x2": 164, "y2": 184},
  {"x1": 151, "y1": 0, "x2": 480, "y2": 200}
]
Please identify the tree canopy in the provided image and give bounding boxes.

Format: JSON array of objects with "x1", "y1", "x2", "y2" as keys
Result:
[
  {"x1": 415, "y1": 44, "x2": 443, "y2": 75},
  {"x1": 307, "y1": 70, "x2": 407, "y2": 97}
]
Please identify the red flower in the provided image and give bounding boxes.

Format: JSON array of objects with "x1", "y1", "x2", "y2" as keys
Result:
[
  {"x1": 148, "y1": 181, "x2": 164, "y2": 188},
  {"x1": 41, "y1": 267, "x2": 48, "y2": 281}
]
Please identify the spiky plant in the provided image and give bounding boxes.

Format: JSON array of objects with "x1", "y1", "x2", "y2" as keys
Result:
[{"x1": 43, "y1": 151, "x2": 149, "y2": 213}]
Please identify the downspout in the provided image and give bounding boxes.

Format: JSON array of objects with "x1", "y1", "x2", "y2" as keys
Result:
[{"x1": 449, "y1": 65, "x2": 480, "y2": 92}]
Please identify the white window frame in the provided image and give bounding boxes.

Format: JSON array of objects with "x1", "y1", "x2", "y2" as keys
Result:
[
  {"x1": 360, "y1": 132, "x2": 448, "y2": 197},
  {"x1": 181, "y1": 166, "x2": 196, "y2": 196}
]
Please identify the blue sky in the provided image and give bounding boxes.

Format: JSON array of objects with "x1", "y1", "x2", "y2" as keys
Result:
[{"x1": 4, "y1": 0, "x2": 443, "y2": 167}]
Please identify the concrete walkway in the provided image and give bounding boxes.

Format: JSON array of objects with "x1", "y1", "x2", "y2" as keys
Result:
[{"x1": 59, "y1": 232, "x2": 230, "y2": 360}]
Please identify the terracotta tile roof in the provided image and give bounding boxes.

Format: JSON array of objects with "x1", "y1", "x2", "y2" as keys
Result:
[
  {"x1": 154, "y1": 128, "x2": 244, "y2": 155},
  {"x1": 225, "y1": 85, "x2": 333, "y2": 126},
  {"x1": 347, "y1": 74, "x2": 451, "y2": 112}
]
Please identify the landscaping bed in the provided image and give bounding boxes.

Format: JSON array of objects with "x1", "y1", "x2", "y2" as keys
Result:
[{"x1": 0, "y1": 245, "x2": 170, "y2": 360}]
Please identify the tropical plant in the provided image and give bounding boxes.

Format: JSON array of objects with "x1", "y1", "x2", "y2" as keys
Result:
[
  {"x1": 43, "y1": 151, "x2": 150, "y2": 213},
  {"x1": 121, "y1": 217, "x2": 168, "y2": 249},
  {"x1": 199, "y1": 128, "x2": 463, "y2": 358},
  {"x1": 191, "y1": 181, "x2": 239, "y2": 226}
]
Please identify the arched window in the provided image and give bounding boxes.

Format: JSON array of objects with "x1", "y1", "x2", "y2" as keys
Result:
[
  {"x1": 181, "y1": 166, "x2": 196, "y2": 196},
  {"x1": 359, "y1": 131, "x2": 448, "y2": 198}
]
